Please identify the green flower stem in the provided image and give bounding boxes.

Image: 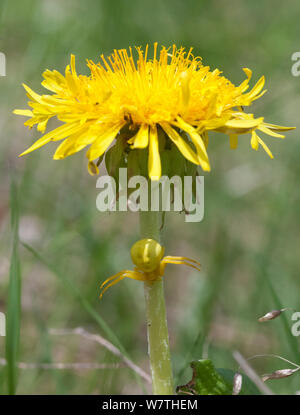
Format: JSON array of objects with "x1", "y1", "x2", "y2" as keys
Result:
[{"x1": 139, "y1": 210, "x2": 174, "y2": 395}]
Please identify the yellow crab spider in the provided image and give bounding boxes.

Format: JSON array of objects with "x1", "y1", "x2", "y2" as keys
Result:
[{"x1": 99, "y1": 239, "x2": 201, "y2": 298}]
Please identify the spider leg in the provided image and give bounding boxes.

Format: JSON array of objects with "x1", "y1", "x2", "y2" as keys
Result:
[
  {"x1": 162, "y1": 256, "x2": 201, "y2": 272},
  {"x1": 100, "y1": 275, "x2": 127, "y2": 299},
  {"x1": 100, "y1": 270, "x2": 132, "y2": 290},
  {"x1": 164, "y1": 256, "x2": 201, "y2": 267},
  {"x1": 99, "y1": 270, "x2": 146, "y2": 298}
]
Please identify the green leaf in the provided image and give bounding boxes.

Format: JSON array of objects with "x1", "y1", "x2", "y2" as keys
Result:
[
  {"x1": 168, "y1": 143, "x2": 186, "y2": 178},
  {"x1": 105, "y1": 137, "x2": 126, "y2": 179},
  {"x1": 177, "y1": 359, "x2": 261, "y2": 395},
  {"x1": 127, "y1": 150, "x2": 140, "y2": 178},
  {"x1": 137, "y1": 148, "x2": 148, "y2": 177},
  {"x1": 177, "y1": 359, "x2": 232, "y2": 395},
  {"x1": 5, "y1": 180, "x2": 22, "y2": 395}
]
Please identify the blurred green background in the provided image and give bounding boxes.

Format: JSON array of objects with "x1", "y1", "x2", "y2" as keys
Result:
[{"x1": 0, "y1": 0, "x2": 300, "y2": 394}]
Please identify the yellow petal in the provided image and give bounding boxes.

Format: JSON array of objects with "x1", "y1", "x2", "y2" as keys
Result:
[
  {"x1": 258, "y1": 125, "x2": 285, "y2": 138},
  {"x1": 229, "y1": 134, "x2": 238, "y2": 149},
  {"x1": 37, "y1": 118, "x2": 49, "y2": 133},
  {"x1": 42, "y1": 69, "x2": 66, "y2": 93},
  {"x1": 13, "y1": 109, "x2": 33, "y2": 117},
  {"x1": 243, "y1": 68, "x2": 252, "y2": 80},
  {"x1": 70, "y1": 54, "x2": 77, "y2": 76},
  {"x1": 65, "y1": 65, "x2": 78, "y2": 95},
  {"x1": 204, "y1": 117, "x2": 230, "y2": 130},
  {"x1": 262, "y1": 123, "x2": 296, "y2": 132},
  {"x1": 225, "y1": 118, "x2": 263, "y2": 130},
  {"x1": 87, "y1": 161, "x2": 99, "y2": 176},
  {"x1": 174, "y1": 117, "x2": 210, "y2": 171},
  {"x1": 86, "y1": 122, "x2": 124, "y2": 161},
  {"x1": 257, "y1": 135, "x2": 274, "y2": 159},
  {"x1": 236, "y1": 68, "x2": 252, "y2": 93},
  {"x1": 148, "y1": 124, "x2": 161, "y2": 180},
  {"x1": 22, "y1": 83, "x2": 44, "y2": 104},
  {"x1": 53, "y1": 129, "x2": 95, "y2": 159},
  {"x1": 160, "y1": 122, "x2": 200, "y2": 165},
  {"x1": 19, "y1": 122, "x2": 82, "y2": 156},
  {"x1": 53, "y1": 138, "x2": 76, "y2": 160},
  {"x1": 244, "y1": 76, "x2": 265, "y2": 101},
  {"x1": 130, "y1": 124, "x2": 149, "y2": 148},
  {"x1": 180, "y1": 70, "x2": 191, "y2": 111},
  {"x1": 24, "y1": 115, "x2": 51, "y2": 129},
  {"x1": 251, "y1": 131, "x2": 259, "y2": 150},
  {"x1": 251, "y1": 131, "x2": 273, "y2": 158}
]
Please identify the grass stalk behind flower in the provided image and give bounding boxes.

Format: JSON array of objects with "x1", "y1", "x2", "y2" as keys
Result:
[
  {"x1": 5, "y1": 180, "x2": 22, "y2": 394},
  {"x1": 267, "y1": 280, "x2": 300, "y2": 362},
  {"x1": 250, "y1": 180, "x2": 300, "y2": 365}
]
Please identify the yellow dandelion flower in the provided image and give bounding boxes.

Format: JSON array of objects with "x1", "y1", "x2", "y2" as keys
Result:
[
  {"x1": 14, "y1": 43, "x2": 295, "y2": 180},
  {"x1": 99, "y1": 239, "x2": 201, "y2": 298}
]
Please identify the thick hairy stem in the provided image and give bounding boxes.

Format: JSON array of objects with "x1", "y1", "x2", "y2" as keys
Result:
[{"x1": 139, "y1": 210, "x2": 174, "y2": 395}]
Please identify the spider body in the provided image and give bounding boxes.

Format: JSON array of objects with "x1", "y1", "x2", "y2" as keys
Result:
[
  {"x1": 130, "y1": 238, "x2": 164, "y2": 273},
  {"x1": 100, "y1": 238, "x2": 201, "y2": 298}
]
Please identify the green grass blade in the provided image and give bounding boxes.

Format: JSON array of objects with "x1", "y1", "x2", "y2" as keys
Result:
[
  {"x1": 22, "y1": 242, "x2": 122, "y2": 348},
  {"x1": 266, "y1": 278, "x2": 300, "y2": 362},
  {"x1": 5, "y1": 181, "x2": 22, "y2": 395}
]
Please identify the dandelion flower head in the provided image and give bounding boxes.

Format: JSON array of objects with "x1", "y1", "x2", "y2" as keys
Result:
[{"x1": 14, "y1": 43, "x2": 295, "y2": 179}]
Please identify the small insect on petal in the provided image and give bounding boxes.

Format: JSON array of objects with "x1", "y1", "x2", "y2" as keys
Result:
[
  {"x1": 262, "y1": 368, "x2": 300, "y2": 382},
  {"x1": 258, "y1": 308, "x2": 288, "y2": 322},
  {"x1": 232, "y1": 373, "x2": 243, "y2": 395}
]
